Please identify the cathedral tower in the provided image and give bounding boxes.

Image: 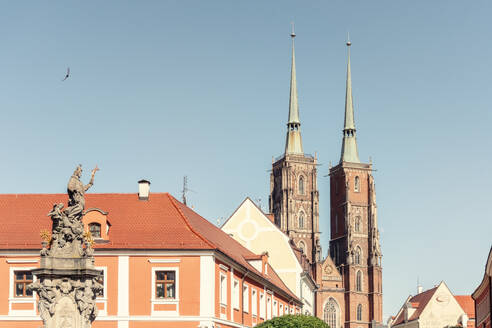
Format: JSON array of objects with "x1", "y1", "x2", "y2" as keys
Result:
[
  {"x1": 329, "y1": 40, "x2": 383, "y2": 328},
  {"x1": 269, "y1": 29, "x2": 321, "y2": 264}
]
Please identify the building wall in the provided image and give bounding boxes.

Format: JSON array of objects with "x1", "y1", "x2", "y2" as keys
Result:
[
  {"x1": 0, "y1": 251, "x2": 300, "y2": 328},
  {"x1": 222, "y1": 198, "x2": 316, "y2": 315},
  {"x1": 418, "y1": 284, "x2": 466, "y2": 328}
]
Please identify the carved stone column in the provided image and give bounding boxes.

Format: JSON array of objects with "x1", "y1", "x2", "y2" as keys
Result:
[{"x1": 30, "y1": 165, "x2": 102, "y2": 328}]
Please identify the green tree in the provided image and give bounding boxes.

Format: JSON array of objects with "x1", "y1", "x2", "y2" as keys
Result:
[{"x1": 256, "y1": 314, "x2": 329, "y2": 328}]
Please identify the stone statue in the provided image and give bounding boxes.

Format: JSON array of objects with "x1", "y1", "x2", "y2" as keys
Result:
[{"x1": 30, "y1": 165, "x2": 102, "y2": 328}]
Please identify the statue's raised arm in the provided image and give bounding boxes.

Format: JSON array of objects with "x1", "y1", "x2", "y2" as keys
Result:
[{"x1": 84, "y1": 165, "x2": 99, "y2": 192}]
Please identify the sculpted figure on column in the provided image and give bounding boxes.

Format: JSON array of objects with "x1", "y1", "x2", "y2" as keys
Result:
[{"x1": 29, "y1": 165, "x2": 102, "y2": 328}]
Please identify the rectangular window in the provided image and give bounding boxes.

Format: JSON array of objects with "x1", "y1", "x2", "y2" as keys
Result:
[
  {"x1": 260, "y1": 292, "x2": 265, "y2": 319},
  {"x1": 95, "y1": 271, "x2": 104, "y2": 297},
  {"x1": 233, "y1": 279, "x2": 239, "y2": 309},
  {"x1": 220, "y1": 273, "x2": 227, "y2": 305},
  {"x1": 155, "y1": 271, "x2": 176, "y2": 299},
  {"x1": 280, "y1": 303, "x2": 283, "y2": 316},
  {"x1": 273, "y1": 300, "x2": 278, "y2": 317},
  {"x1": 14, "y1": 271, "x2": 33, "y2": 297},
  {"x1": 252, "y1": 289, "x2": 257, "y2": 316},
  {"x1": 243, "y1": 285, "x2": 249, "y2": 313},
  {"x1": 267, "y1": 296, "x2": 272, "y2": 319}
]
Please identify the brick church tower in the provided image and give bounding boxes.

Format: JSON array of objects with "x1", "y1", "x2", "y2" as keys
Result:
[
  {"x1": 329, "y1": 40, "x2": 383, "y2": 328},
  {"x1": 269, "y1": 29, "x2": 321, "y2": 264}
]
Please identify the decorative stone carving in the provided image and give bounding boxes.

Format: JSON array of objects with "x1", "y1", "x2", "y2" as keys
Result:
[{"x1": 30, "y1": 165, "x2": 102, "y2": 328}]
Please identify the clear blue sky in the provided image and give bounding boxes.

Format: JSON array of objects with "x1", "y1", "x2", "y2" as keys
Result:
[{"x1": 0, "y1": 0, "x2": 490, "y2": 320}]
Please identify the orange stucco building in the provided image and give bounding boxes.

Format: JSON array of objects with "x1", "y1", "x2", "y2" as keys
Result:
[{"x1": 0, "y1": 188, "x2": 301, "y2": 328}]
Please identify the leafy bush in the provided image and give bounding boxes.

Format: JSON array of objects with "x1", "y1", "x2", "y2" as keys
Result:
[{"x1": 256, "y1": 314, "x2": 329, "y2": 328}]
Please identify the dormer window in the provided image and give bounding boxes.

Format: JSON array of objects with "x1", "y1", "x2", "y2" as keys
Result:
[
  {"x1": 83, "y1": 208, "x2": 110, "y2": 241},
  {"x1": 89, "y1": 223, "x2": 101, "y2": 238}
]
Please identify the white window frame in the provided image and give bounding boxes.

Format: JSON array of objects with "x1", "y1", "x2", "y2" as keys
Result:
[
  {"x1": 151, "y1": 266, "x2": 179, "y2": 316},
  {"x1": 9, "y1": 266, "x2": 37, "y2": 316},
  {"x1": 280, "y1": 303, "x2": 283, "y2": 316},
  {"x1": 252, "y1": 288, "x2": 257, "y2": 317},
  {"x1": 95, "y1": 266, "x2": 108, "y2": 316},
  {"x1": 273, "y1": 300, "x2": 278, "y2": 317},
  {"x1": 260, "y1": 292, "x2": 265, "y2": 319},
  {"x1": 243, "y1": 284, "x2": 249, "y2": 313},
  {"x1": 219, "y1": 272, "x2": 228, "y2": 306},
  {"x1": 267, "y1": 295, "x2": 272, "y2": 319},
  {"x1": 233, "y1": 279, "x2": 240, "y2": 310}
]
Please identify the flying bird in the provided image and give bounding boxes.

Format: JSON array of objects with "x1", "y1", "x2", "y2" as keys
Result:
[{"x1": 62, "y1": 67, "x2": 70, "y2": 81}]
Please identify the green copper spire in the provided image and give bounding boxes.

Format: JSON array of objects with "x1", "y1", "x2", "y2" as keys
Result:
[
  {"x1": 285, "y1": 25, "x2": 303, "y2": 155},
  {"x1": 340, "y1": 37, "x2": 360, "y2": 163}
]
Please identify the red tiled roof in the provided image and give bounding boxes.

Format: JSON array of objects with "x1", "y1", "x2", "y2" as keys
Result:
[
  {"x1": 455, "y1": 295, "x2": 475, "y2": 319},
  {"x1": 0, "y1": 193, "x2": 211, "y2": 249},
  {"x1": 0, "y1": 193, "x2": 299, "y2": 302},
  {"x1": 172, "y1": 198, "x2": 298, "y2": 301},
  {"x1": 393, "y1": 287, "x2": 438, "y2": 326}
]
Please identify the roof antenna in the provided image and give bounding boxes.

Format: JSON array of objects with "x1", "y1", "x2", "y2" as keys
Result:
[{"x1": 182, "y1": 176, "x2": 196, "y2": 206}]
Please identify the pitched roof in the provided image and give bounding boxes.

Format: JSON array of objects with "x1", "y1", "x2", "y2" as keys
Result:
[
  {"x1": 392, "y1": 286, "x2": 438, "y2": 326},
  {"x1": 173, "y1": 198, "x2": 298, "y2": 301},
  {"x1": 0, "y1": 192, "x2": 299, "y2": 302},
  {"x1": 0, "y1": 193, "x2": 211, "y2": 249},
  {"x1": 454, "y1": 295, "x2": 475, "y2": 319}
]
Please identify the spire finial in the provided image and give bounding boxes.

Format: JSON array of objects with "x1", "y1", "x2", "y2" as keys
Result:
[{"x1": 291, "y1": 22, "x2": 296, "y2": 38}]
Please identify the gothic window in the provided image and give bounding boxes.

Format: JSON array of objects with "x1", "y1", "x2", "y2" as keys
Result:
[
  {"x1": 299, "y1": 241, "x2": 306, "y2": 254},
  {"x1": 357, "y1": 304, "x2": 362, "y2": 321},
  {"x1": 89, "y1": 223, "x2": 101, "y2": 238},
  {"x1": 298, "y1": 212, "x2": 304, "y2": 229},
  {"x1": 299, "y1": 176, "x2": 305, "y2": 195},
  {"x1": 355, "y1": 246, "x2": 361, "y2": 265},
  {"x1": 356, "y1": 271, "x2": 362, "y2": 291},
  {"x1": 324, "y1": 298, "x2": 339, "y2": 328},
  {"x1": 355, "y1": 217, "x2": 361, "y2": 232},
  {"x1": 354, "y1": 176, "x2": 360, "y2": 192}
]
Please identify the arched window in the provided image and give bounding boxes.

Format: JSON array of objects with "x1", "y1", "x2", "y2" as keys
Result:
[
  {"x1": 355, "y1": 216, "x2": 361, "y2": 232},
  {"x1": 89, "y1": 223, "x2": 101, "y2": 238},
  {"x1": 298, "y1": 213, "x2": 304, "y2": 229},
  {"x1": 356, "y1": 271, "x2": 362, "y2": 292},
  {"x1": 324, "y1": 298, "x2": 339, "y2": 328},
  {"x1": 355, "y1": 246, "x2": 361, "y2": 265},
  {"x1": 299, "y1": 241, "x2": 306, "y2": 254},
  {"x1": 354, "y1": 176, "x2": 360, "y2": 192},
  {"x1": 299, "y1": 176, "x2": 305, "y2": 195},
  {"x1": 357, "y1": 304, "x2": 362, "y2": 321}
]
